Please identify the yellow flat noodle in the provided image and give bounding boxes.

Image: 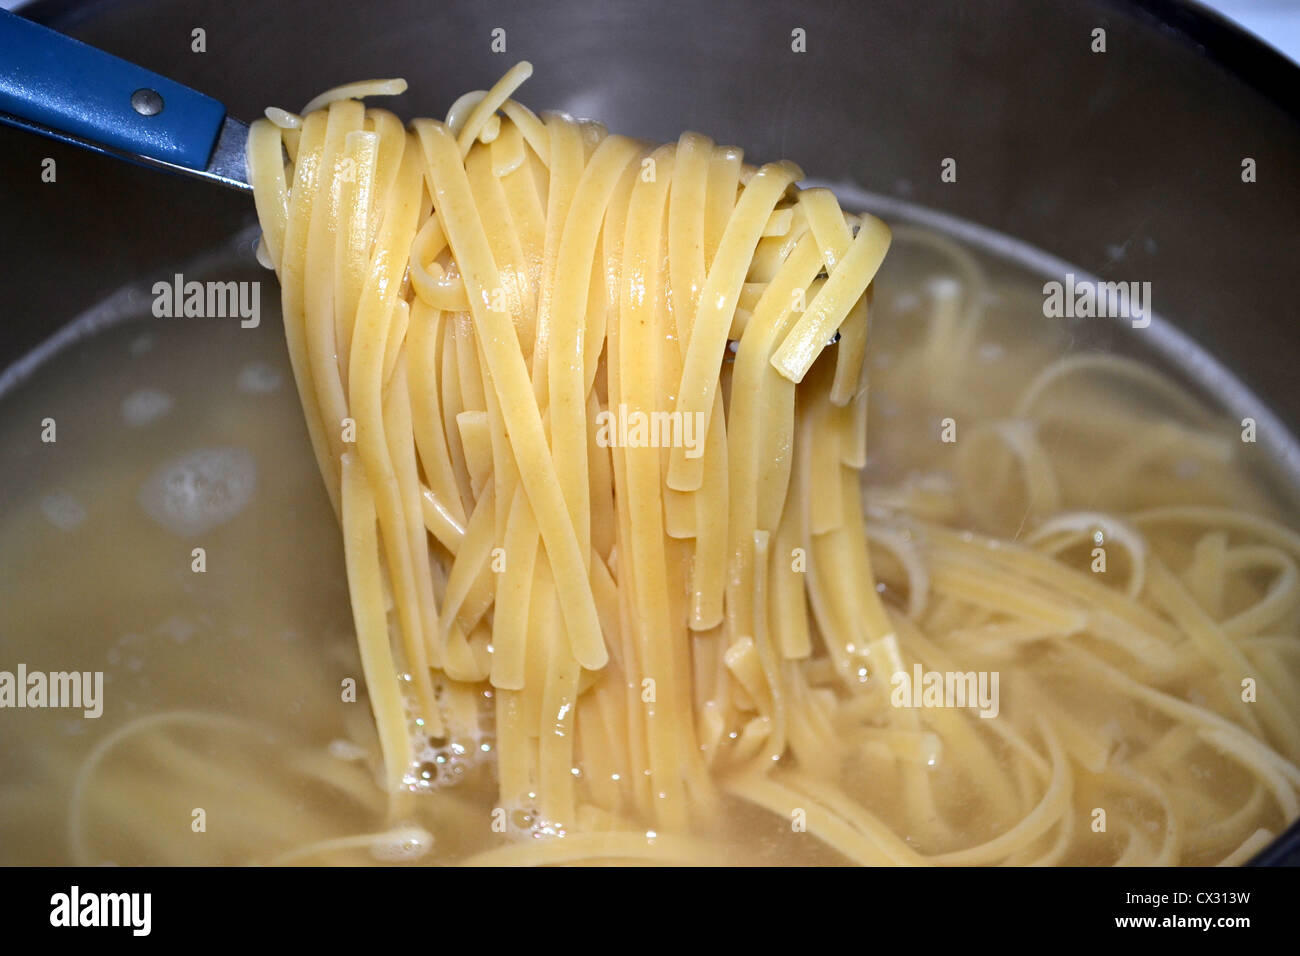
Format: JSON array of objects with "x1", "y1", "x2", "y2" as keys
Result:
[
  {"x1": 335, "y1": 130, "x2": 379, "y2": 382},
  {"x1": 1222, "y1": 545, "x2": 1299, "y2": 636},
  {"x1": 529, "y1": 113, "x2": 586, "y2": 403},
  {"x1": 547, "y1": 135, "x2": 644, "y2": 561},
  {"x1": 587, "y1": 390, "x2": 618, "y2": 560},
  {"x1": 668, "y1": 160, "x2": 802, "y2": 492},
  {"x1": 405, "y1": 299, "x2": 466, "y2": 529},
  {"x1": 455, "y1": 410, "x2": 492, "y2": 495},
  {"x1": 340, "y1": 454, "x2": 416, "y2": 790},
  {"x1": 703, "y1": 146, "x2": 743, "y2": 269},
  {"x1": 1146, "y1": 557, "x2": 1300, "y2": 752},
  {"x1": 256, "y1": 112, "x2": 341, "y2": 513},
  {"x1": 246, "y1": 119, "x2": 289, "y2": 266},
  {"x1": 381, "y1": 298, "x2": 410, "y2": 387},
  {"x1": 454, "y1": 62, "x2": 534, "y2": 156},
  {"x1": 383, "y1": 353, "x2": 446, "y2": 688},
  {"x1": 725, "y1": 771, "x2": 928, "y2": 866},
  {"x1": 303, "y1": 100, "x2": 364, "y2": 475},
  {"x1": 831, "y1": 285, "x2": 870, "y2": 406},
  {"x1": 470, "y1": 331, "x2": 521, "y2": 546},
  {"x1": 499, "y1": 100, "x2": 550, "y2": 165},
  {"x1": 490, "y1": 116, "x2": 525, "y2": 176},
  {"x1": 346, "y1": 132, "x2": 440, "y2": 723},
  {"x1": 416, "y1": 118, "x2": 607, "y2": 670},
  {"x1": 491, "y1": 486, "x2": 539, "y2": 690},
  {"x1": 668, "y1": 131, "x2": 713, "y2": 361},
  {"x1": 615, "y1": 144, "x2": 693, "y2": 831},
  {"x1": 538, "y1": 582, "x2": 582, "y2": 830},
  {"x1": 301, "y1": 78, "x2": 407, "y2": 115},
  {"x1": 363, "y1": 109, "x2": 409, "y2": 235},
  {"x1": 463, "y1": 146, "x2": 533, "y2": 353},
  {"x1": 724, "y1": 237, "x2": 823, "y2": 648},
  {"x1": 690, "y1": 391, "x2": 729, "y2": 630},
  {"x1": 770, "y1": 213, "x2": 891, "y2": 382},
  {"x1": 437, "y1": 481, "x2": 496, "y2": 640},
  {"x1": 771, "y1": 462, "x2": 812, "y2": 659}
]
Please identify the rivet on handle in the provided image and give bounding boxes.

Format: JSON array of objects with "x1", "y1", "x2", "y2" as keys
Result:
[{"x1": 131, "y1": 88, "x2": 164, "y2": 116}]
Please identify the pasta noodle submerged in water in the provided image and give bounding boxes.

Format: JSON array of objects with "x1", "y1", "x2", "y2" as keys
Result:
[{"x1": 240, "y1": 63, "x2": 1300, "y2": 864}]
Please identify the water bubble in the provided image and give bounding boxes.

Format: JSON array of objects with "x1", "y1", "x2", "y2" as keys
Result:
[
  {"x1": 137, "y1": 446, "x2": 257, "y2": 536},
  {"x1": 369, "y1": 825, "x2": 434, "y2": 862},
  {"x1": 925, "y1": 276, "x2": 961, "y2": 300},
  {"x1": 236, "y1": 361, "x2": 283, "y2": 395},
  {"x1": 328, "y1": 739, "x2": 369, "y2": 761},
  {"x1": 40, "y1": 492, "x2": 85, "y2": 531},
  {"x1": 121, "y1": 388, "x2": 173, "y2": 427}
]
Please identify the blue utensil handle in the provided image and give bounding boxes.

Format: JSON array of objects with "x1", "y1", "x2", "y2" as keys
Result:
[{"x1": 0, "y1": 9, "x2": 227, "y2": 170}]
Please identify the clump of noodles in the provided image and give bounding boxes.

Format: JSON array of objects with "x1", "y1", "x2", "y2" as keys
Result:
[
  {"x1": 246, "y1": 61, "x2": 892, "y2": 855},
  {"x1": 221, "y1": 62, "x2": 1300, "y2": 865}
]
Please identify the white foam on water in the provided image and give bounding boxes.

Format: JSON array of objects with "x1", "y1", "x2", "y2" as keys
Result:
[
  {"x1": 121, "y1": 388, "x2": 174, "y2": 427},
  {"x1": 155, "y1": 615, "x2": 197, "y2": 644},
  {"x1": 328, "y1": 739, "x2": 369, "y2": 761},
  {"x1": 40, "y1": 492, "x2": 86, "y2": 531},
  {"x1": 237, "y1": 362, "x2": 283, "y2": 395},
  {"x1": 368, "y1": 825, "x2": 434, "y2": 862},
  {"x1": 137, "y1": 447, "x2": 257, "y2": 537}
]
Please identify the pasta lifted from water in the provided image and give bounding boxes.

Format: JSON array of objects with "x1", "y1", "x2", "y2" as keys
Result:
[
  {"x1": 248, "y1": 61, "x2": 891, "y2": 833},
  {"x1": 242, "y1": 63, "x2": 1300, "y2": 864}
]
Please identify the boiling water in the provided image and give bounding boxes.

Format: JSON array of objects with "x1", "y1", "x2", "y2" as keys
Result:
[{"x1": 0, "y1": 210, "x2": 1296, "y2": 865}]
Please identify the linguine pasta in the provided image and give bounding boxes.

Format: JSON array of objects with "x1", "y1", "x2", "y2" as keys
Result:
[{"x1": 220, "y1": 63, "x2": 1300, "y2": 865}]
